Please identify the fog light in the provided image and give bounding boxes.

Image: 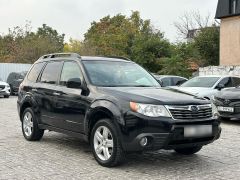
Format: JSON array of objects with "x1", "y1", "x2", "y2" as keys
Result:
[{"x1": 139, "y1": 137, "x2": 148, "y2": 147}]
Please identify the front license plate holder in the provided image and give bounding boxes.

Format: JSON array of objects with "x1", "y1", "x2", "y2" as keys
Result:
[{"x1": 184, "y1": 125, "x2": 212, "y2": 138}]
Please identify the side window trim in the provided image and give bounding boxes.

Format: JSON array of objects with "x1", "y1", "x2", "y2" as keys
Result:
[
  {"x1": 27, "y1": 62, "x2": 46, "y2": 82},
  {"x1": 36, "y1": 62, "x2": 47, "y2": 83}
]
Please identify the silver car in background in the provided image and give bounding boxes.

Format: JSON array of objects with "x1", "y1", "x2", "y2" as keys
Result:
[
  {"x1": 174, "y1": 75, "x2": 240, "y2": 100},
  {"x1": 0, "y1": 78, "x2": 10, "y2": 98}
]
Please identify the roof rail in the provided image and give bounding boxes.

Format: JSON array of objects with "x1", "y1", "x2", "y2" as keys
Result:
[
  {"x1": 104, "y1": 56, "x2": 131, "y2": 61},
  {"x1": 38, "y1": 53, "x2": 81, "y2": 60}
]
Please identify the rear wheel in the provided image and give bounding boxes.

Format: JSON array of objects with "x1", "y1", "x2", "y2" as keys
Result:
[
  {"x1": 174, "y1": 146, "x2": 202, "y2": 155},
  {"x1": 22, "y1": 108, "x2": 44, "y2": 141},
  {"x1": 90, "y1": 119, "x2": 125, "y2": 167}
]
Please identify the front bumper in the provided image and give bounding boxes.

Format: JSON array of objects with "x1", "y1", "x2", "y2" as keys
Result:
[
  {"x1": 0, "y1": 88, "x2": 10, "y2": 96},
  {"x1": 121, "y1": 112, "x2": 221, "y2": 152}
]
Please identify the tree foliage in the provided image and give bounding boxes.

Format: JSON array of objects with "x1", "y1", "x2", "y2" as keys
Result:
[
  {"x1": 0, "y1": 23, "x2": 65, "y2": 63},
  {"x1": 193, "y1": 26, "x2": 220, "y2": 66},
  {"x1": 83, "y1": 11, "x2": 171, "y2": 72}
]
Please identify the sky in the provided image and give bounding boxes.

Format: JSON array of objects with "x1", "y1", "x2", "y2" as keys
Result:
[{"x1": 0, "y1": 0, "x2": 219, "y2": 42}]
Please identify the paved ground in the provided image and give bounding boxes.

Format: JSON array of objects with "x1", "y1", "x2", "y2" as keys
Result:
[{"x1": 1, "y1": 97, "x2": 240, "y2": 180}]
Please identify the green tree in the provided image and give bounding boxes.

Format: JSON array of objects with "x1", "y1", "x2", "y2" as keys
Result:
[
  {"x1": 193, "y1": 26, "x2": 219, "y2": 66},
  {"x1": 83, "y1": 11, "x2": 171, "y2": 72},
  {"x1": 0, "y1": 23, "x2": 65, "y2": 63}
]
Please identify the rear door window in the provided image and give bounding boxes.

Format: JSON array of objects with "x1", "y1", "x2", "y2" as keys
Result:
[
  {"x1": 40, "y1": 61, "x2": 62, "y2": 84},
  {"x1": 28, "y1": 62, "x2": 45, "y2": 82}
]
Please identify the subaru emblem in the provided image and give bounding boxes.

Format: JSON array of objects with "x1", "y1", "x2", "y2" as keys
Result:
[{"x1": 190, "y1": 106, "x2": 199, "y2": 112}]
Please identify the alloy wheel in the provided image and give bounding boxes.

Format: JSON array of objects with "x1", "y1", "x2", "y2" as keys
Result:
[
  {"x1": 23, "y1": 112, "x2": 33, "y2": 137},
  {"x1": 93, "y1": 126, "x2": 114, "y2": 161}
]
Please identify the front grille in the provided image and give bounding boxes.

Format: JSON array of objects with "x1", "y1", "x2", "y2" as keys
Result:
[
  {"x1": 167, "y1": 105, "x2": 212, "y2": 120},
  {"x1": 0, "y1": 85, "x2": 5, "y2": 90}
]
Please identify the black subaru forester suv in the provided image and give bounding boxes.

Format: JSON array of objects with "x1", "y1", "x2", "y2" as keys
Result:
[{"x1": 17, "y1": 53, "x2": 221, "y2": 167}]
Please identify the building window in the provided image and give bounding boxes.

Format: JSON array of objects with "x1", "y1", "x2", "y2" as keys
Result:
[{"x1": 230, "y1": 0, "x2": 238, "y2": 14}]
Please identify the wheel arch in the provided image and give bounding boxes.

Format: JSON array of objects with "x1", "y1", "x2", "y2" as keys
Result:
[{"x1": 84, "y1": 100, "x2": 124, "y2": 142}]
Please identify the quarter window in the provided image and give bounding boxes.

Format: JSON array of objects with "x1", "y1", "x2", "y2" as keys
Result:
[
  {"x1": 28, "y1": 62, "x2": 45, "y2": 82},
  {"x1": 40, "y1": 61, "x2": 62, "y2": 84},
  {"x1": 60, "y1": 61, "x2": 82, "y2": 86}
]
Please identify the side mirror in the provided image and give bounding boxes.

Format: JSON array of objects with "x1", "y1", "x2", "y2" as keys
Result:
[
  {"x1": 216, "y1": 83, "x2": 225, "y2": 91},
  {"x1": 66, "y1": 78, "x2": 82, "y2": 89}
]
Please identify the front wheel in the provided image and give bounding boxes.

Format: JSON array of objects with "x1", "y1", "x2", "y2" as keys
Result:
[
  {"x1": 90, "y1": 119, "x2": 125, "y2": 167},
  {"x1": 4, "y1": 95, "x2": 9, "y2": 98},
  {"x1": 174, "y1": 146, "x2": 202, "y2": 155},
  {"x1": 21, "y1": 108, "x2": 44, "y2": 141}
]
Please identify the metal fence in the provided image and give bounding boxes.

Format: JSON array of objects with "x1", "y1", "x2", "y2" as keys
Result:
[{"x1": 0, "y1": 63, "x2": 32, "y2": 82}]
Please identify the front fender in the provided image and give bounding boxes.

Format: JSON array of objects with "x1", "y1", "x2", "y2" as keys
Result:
[{"x1": 84, "y1": 99, "x2": 125, "y2": 137}]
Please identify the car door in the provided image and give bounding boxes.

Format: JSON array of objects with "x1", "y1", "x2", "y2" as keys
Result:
[
  {"x1": 53, "y1": 61, "x2": 88, "y2": 133},
  {"x1": 36, "y1": 61, "x2": 63, "y2": 127}
]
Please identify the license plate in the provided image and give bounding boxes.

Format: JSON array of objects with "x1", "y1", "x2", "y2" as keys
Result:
[
  {"x1": 184, "y1": 125, "x2": 212, "y2": 138},
  {"x1": 217, "y1": 106, "x2": 234, "y2": 112}
]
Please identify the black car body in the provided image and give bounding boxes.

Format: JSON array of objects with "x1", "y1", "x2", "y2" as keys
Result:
[
  {"x1": 153, "y1": 75, "x2": 188, "y2": 87},
  {"x1": 17, "y1": 53, "x2": 221, "y2": 167},
  {"x1": 7, "y1": 71, "x2": 27, "y2": 95},
  {"x1": 213, "y1": 87, "x2": 240, "y2": 120}
]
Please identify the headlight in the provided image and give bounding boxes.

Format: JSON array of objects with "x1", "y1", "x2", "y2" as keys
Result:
[{"x1": 130, "y1": 102, "x2": 171, "y2": 117}]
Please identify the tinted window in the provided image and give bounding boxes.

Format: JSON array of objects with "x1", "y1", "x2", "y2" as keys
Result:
[
  {"x1": 218, "y1": 77, "x2": 233, "y2": 88},
  {"x1": 60, "y1": 61, "x2": 82, "y2": 86},
  {"x1": 28, "y1": 62, "x2": 45, "y2": 82},
  {"x1": 181, "y1": 77, "x2": 220, "y2": 88},
  {"x1": 161, "y1": 77, "x2": 172, "y2": 87},
  {"x1": 40, "y1": 61, "x2": 62, "y2": 84},
  {"x1": 232, "y1": 77, "x2": 240, "y2": 86},
  {"x1": 173, "y1": 77, "x2": 187, "y2": 86}
]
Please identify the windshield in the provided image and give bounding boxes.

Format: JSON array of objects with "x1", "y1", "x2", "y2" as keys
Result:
[
  {"x1": 82, "y1": 60, "x2": 160, "y2": 87},
  {"x1": 181, "y1": 76, "x2": 220, "y2": 88}
]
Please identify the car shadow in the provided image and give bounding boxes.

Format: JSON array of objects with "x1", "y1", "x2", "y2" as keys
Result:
[
  {"x1": 221, "y1": 119, "x2": 240, "y2": 126},
  {"x1": 39, "y1": 132, "x2": 219, "y2": 172}
]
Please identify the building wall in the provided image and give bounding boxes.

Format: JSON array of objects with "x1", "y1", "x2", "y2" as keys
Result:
[
  {"x1": 220, "y1": 16, "x2": 240, "y2": 65},
  {"x1": 199, "y1": 66, "x2": 240, "y2": 76},
  {"x1": 0, "y1": 63, "x2": 32, "y2": 82}
]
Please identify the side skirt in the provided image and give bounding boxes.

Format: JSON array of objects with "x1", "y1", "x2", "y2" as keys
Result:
[{"x1": 38, "y1": 124, "x2": 89, "y2": 142}]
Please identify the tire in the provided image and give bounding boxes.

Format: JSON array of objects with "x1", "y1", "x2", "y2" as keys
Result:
[
  {"x1": 174, "y1": 146, "x2": 202, "y2": 155},
  {"x1": 4, "y1": 95, "x2": 9, "y2": 98},
  {"x1": 90, "y1": 119, "x2": 125, "y2": 167},
  {"x1": 10, "y1": 85, "x2": 13, "y2": 95},
  {"x1": 21, "y1": 108, "x2": 44, "y2": 141}
]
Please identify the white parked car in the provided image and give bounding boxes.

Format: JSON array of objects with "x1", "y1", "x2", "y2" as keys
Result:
[
  {"x1": 0, "y1": 78, "x2": 11, "y2": 98},
  {"x1": 174, "y1": 75, "x2": 240, "y2": 100}
]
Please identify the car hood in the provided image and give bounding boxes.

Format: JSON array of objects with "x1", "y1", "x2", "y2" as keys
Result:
[
  {"x1": 98, "y1": 87, "x2": 209, "y2": 105},
  {"x1": 216, "y1": 87, "x2": 240, "y2": 99},
  {"x1": 173, "y1": 87, "x2": 213, "y2": 95}
]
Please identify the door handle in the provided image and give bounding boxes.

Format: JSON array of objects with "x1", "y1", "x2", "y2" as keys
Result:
[{"x1": 53, "y1": 92, "x2": 61, "y2": 96}]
